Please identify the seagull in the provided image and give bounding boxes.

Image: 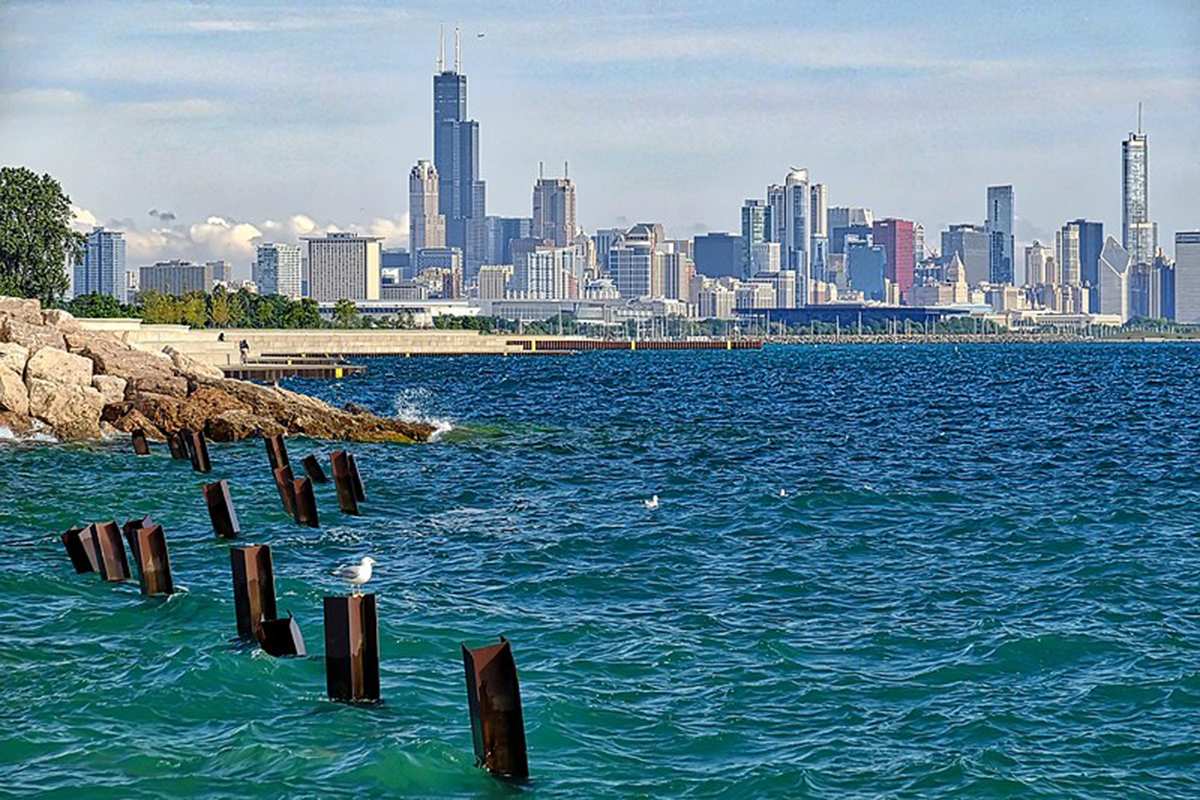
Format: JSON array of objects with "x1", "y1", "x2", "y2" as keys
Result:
[
  {"x1": 778, "y1": 488, "x2": 788, "y2": 498},
  {"x1": 643, "y1": 495, "x2": 659, "y2": 510},
  {"x1": 331, "y1": 556, "x2": 376, "y2": 594}
]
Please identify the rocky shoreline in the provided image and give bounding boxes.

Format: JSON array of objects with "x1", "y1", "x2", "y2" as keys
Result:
[{"x1": 0, "y1": 296, "x2": 434, "y2": 444}]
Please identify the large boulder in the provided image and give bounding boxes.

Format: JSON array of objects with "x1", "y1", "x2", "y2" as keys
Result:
[
  {"x1": 41, "y1": 308, "x2": 81, "y2": 331},
  {"x1": 0, "y1": 297, "x2": 43, "y2": 325},
  {"x1": 179, "y1": 385, "x2": 250, "y2": 429},
  {"x1": 65, "y1": 332, "x2": 188, "y2": 398},
  {"x1": 0, "y1": 365, "x2": 29, "y2": 416},
  {"x1": 109, "y1": 407, "x2": 165, "y2": 440},
  {"x1": 25, "y1": 346, "x2": 94, "y2": 386},
  {"x1": 129, "y1": 392, "x2": 188, "y2": 433},
  {"x1": 163, "y1": 345, "x2": 226, "y2": 382},
  {"x1": 207, "y1": 409, "x2": 285, "y2": 441},
  {"x1": 0, "y1": 343, "x2": 29, "y2": 375},
  {"x1": 92, "y1": 375, "x2": 128, "y2": 406},
  {"x1": 1, "y1": 316, "x2": 66, "y2": 354},
  {"x1": 26, "y1": 378, "x2": 105, "y2": 440}
]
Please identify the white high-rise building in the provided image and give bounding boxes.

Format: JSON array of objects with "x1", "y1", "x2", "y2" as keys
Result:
[
  {"x1": 1175, "y1": 231, "x2": 1200, "y2": 323},
  {"x1": 253, "y1": 242, "x2": 302, "y2": 299},
  {"x1": 1122, "y1": 127, "x2": 1154, "y2": 266},
  {"x1": 783, "y1": 168, "x2": 811, "y2": 304},
  {"x1": 409, "y1": 159, "x2": 445, "y2": 252},
  {"x1": 751, "y1": 241, "x2": 782, "y2": 273},
  {"x1": 77, "y1": 227, "x2": 126, "y2": 301},
  {"x1": 303, "y1": 232, "x2": 383, "y2": 302},
  {"x1": 1025, "y1": 241, "x2": 1054, "y2": 286},
  {"x1": 1055, "y1": 223, "x2": 1082, "y2": 286},
  {"x1": 511, "y1": 244, "x2": 581, "y2": 299},
  {"x1": 1098, "y1": 236, "x2": 1131, "y2": 322},
  {"x1": 809, "y1": 182, "x2": 828, "y2": 282}
]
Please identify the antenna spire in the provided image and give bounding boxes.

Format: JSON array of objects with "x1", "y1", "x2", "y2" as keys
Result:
[
  {"x1": 455, "y1": 24, "x2": 461, "y2": 72},
  {"x1": 539, "y1": 161, "x2": 544, "y2": 180},
  {"x1": 564, "y1": 160, "x2": 569, "y2": 179},
  {"x1": 1138, "y1": 101, "x2": 1143, "y2": 135},
  {"x1": 436, "y1": 23, "x2": 444, "y2": 72}
]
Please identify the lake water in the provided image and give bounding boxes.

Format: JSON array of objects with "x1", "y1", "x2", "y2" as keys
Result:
[{"x1": 2, "y1": 344, "x2": 1199, "y2": 797}]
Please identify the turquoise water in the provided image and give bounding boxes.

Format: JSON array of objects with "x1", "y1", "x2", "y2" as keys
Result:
[{"x1": 2, "y1": 344, "x2": 1200, "y2": 797}]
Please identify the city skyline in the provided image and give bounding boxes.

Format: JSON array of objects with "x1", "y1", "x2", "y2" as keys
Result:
[{"x1": 1, "y1": 1, "x2": 1197, "y2": 274}]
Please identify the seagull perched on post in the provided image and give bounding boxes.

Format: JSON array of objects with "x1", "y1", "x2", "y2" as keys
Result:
[{"x1": 331, "y1": 556, "x2": 376, "y2": 595}]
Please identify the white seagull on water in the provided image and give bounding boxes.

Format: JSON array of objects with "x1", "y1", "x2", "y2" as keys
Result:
[
  {"x1": 331, "y1": 556, "x2": 376, "y2": 594},
  {"x1": 643, "y1": 495, "x2": 660, "y2": 510}
]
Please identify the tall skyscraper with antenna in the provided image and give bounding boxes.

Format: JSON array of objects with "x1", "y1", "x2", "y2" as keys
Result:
[
  {"x1": 1122, "y1": 104, "x2": 1154, "y2": 266},
  {"x1": 433, "y1": 24, "x2": 486, "y2": 277}
]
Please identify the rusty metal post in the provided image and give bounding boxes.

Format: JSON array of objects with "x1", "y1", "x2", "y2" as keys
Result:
[
  {"x1": 135, "y1": 524, "x2": 174, "y2": 596},
  {"x1": 292, "y1": 476, "x2": 320, "y2": 528},
  {"x1": 131, "y1": 429, "x2": 150, "y2": 456},
  {"x1": 189, "y1": 429, "x2": 211, "y2": 473},
  {"x1": 264, "y1": 433, "x2": 290, "y2": 470},
  {"x1": 230, "y1": 545, "x2": 277, "y2": 639},
  {"x1": 168, "y1": 430, "x2": 190, "y2": 460},
  {"x1": 62, "y1": 525, "x2": 98, "y2": 573},
  {"x1": 93, "y1": 521, "x2": 132, "y2": 581},
  {"x1": 204, "y1": 479, "x2": 241, "y2": 539},
  {"x1": 122, "y1": 516, "x2": 154, "y2": 565},
  {"x1": 301, "y1": 454, "x2": 328, "y2": 484},
  {"x1": 347, "y1": 454, "x2": 366, "y2": 502},
  {"x1": 330, "y1": 450, "x2": 360, "y2": 515},
  {"x1": 273, "y1": 464, "x2": 297, "y2": 516},
  {"x1": 323, "y1": 594, "x2": 380, "y2": 702},
  {"x1": 462, "y1": 637, "x2": 529, "y2": 779},
  {"x1": 256, "y1": 612, "x2": 307, "y2": 657}
]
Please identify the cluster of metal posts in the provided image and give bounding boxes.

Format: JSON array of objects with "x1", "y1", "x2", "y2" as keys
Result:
[{"x1": 77, "y1": 427, "x2": 530, "y2": 781}]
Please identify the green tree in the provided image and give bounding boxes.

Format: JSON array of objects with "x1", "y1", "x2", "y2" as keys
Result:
[
  {"x1": 228, "y1": 288, "x2": 251, "y2": 327},
  {"x1": 180, "y1": 291, "x2": 208, "y2": 328},
  {"x1": 140, "y1": 290, "x2": 180, "y2": 324},
  {"x1": 67, "y1": 291, "x2": 126, "y2": 318},
  {"x1": 0, "y1": 167, "x2": 82, "y2": 304},
  {"x1": 208, "y1": 284, "x2": 232, "y2": 327},
  {"x1": 282, "y1": 297, "x2": 322, "y2": 329},
  {"x1": 332, "y1": 298, "x2": 360, "y2": 329}
]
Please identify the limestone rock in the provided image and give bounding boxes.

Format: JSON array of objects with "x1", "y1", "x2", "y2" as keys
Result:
[
  {"x1": 0, "y1": 410, "x2": 37, "y2": 438},
  {"x1": 92, "y1": 374, "x2": 128, "y2": 406},
  {"x1": 65, "y1": 332, "x2": 188, "y2": 397},
  {"x1": 1, "y1": 316, "x2": 66, "y2": 354},
  {"x1": 26, "y1": 378, "x2": 105, "y2": 440},
  {"x1": 207, "y1": 409, "x2": 285, "y2": 441},
  {"x1": 109, "y1": 407, "x2": 165, "y2": 440},
  {"x1": 0, "y1": 343, "x2": 29, "y2": 375},
  {"x1": 0, "y1": 365, "x2": 29, "y2": 416},
  {"x1": 129, "y1": 392, "x2": 188, "y2": 433},
  {"x1": 0, "y1": 297, "x2": 43, "y2": 325},
  {"x1": 25, "y1": 346, "x2": 94, "y2": 387},
  {"x1": 163, "y1": 345, "x2": 226, "y2": 382},
  {"x1": 41, "y1": 308, "x2": 81, "y2": 331}
]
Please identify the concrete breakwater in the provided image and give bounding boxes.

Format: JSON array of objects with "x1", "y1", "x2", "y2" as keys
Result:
[
  {"x1": 767, "y1": 333, "x2": 1096, "y2": 345},
  {"x1": 0, "y1": 297, "x2": 433, "y2": 443}
]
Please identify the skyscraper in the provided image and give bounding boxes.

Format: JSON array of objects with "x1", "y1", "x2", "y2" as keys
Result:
[
  {"x1": 77, "y1": 227, "x2": 126, "y2": 302},
  {"x1": 1067, "y1": 219, "x2": 1105, "y2": 309},
  {"x1": 303, "y1": 232, "x2": 383, "y2": 302},
  {"x1": 986, "y1": 185, "x2": 1014, "y2": 284},
  {"x1": 783, "y1": 169, "x2": 811, "y2": 304},
  {"x1": 254, "y1": 242, "x2": 302, "y2": 299},
  {"x1": 766, "y1": 184, "x2": 786, "y2": 244},
  {"x1": 409, "y1": 159, "x2": 445, "y2": 252},
  {"x1": 740, "y1": 199, "x2": 772, "y2": 278},
  {"x1": 1097, "y1": 236, "x2": 1131, "y2": 322},
  {"x1": 941, "y1": 224, "x2": 990, "y2": 287},
  {"x1": 1176, "y1": 231, "x2": 1200, "y2": 323},
  {"x1": 873, "y1": 218, "x2": 915, "y2": 301},
  {"x1": 433, "y1": 26, "x2": 486, "y2": 276},
  {"x1": 1055, "y1": 223, "x2": 1081, "y2": 285},
  {"x1": 809, "y1": 183, "x2": 828, "y2": 284},
  {"x1": 1122, "y1": 122, "x2": 1154, "y2": 266},
  {"x1": 532, "y1": 173, "x2": 577, "y2": 247}
]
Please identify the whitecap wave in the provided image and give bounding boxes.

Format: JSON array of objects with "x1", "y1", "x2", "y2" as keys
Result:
[
  {"x1": 0, "y1": 424, "x2": 58, "y2": 443},
  {"x1": 393, "y1": 388, "x2": 453, "y2": 441}
]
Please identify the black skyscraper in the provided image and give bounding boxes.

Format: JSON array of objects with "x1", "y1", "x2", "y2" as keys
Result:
[{"x1": 433, "y1": 27, "x2": 486, "y2": 277}]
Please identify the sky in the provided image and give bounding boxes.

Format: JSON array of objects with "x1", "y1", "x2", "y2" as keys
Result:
[{"x1": 2, "y1": 0, "x2": 1197, "y2": 278}]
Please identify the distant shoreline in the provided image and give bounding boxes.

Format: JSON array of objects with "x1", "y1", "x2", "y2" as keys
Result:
[{"x1": 764, "y1": 333, "x2": 1200, "y2": 346}]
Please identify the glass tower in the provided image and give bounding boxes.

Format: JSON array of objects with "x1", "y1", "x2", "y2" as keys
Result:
[
  {"x1": 433, "y1": 28, "x2": 486, "y2": 277},
  {"x1": 986, "y1": 185, "x2": 1014, "y2": 285},
  {"x1": 1122, "y1": 131, "x2": 1153, "y2": 266},
  {"x1": 78, "y1": 227, "x2": 126, "y2": 302}
]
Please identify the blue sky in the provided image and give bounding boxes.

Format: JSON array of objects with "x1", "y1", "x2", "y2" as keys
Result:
[{"x1": 1, "y1": 0, "x2": 1197, "y2": 273}]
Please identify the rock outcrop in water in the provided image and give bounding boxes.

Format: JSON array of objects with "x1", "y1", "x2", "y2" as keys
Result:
[{"x1": 0, "y1": 296, "x2": 434, "y2": 444}]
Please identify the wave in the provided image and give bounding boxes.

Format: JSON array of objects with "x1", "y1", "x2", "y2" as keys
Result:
[
  {"x1": 0, "y1": 424, "x2": 57, "y2": 443},
  {"x1": 393, "y1": 387, "x2": 453, "y2": 441}
]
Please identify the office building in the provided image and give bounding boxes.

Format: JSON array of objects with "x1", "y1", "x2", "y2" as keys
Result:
[
  {"x1": 751, "y1": 241, "x2": 782, "y2": 273},
  {"x1": 810, "y1": 182, "x2": 828, "y2": 283},
  {"x1": 831, "y1": 224, "x2": 872, "y2": 255},
  {"x1": 741, "y1": 199, "x2": 773, "y2": 278},
  {"x1": 941, "y1": 224, "x2": 990, "y2": 287},
  {"x1": 532, "y1": 174, "x2": 576, "y2": 247},
  {"x1": 1025, "y1": 241, "x2": 1054, "y2": 286},
  {"x1": 1176, "y1": 231, "x2": 1200, "y2": 323},
  {"x1": 986, "y1": 185, "x2": 1015, "y2": 284},
  {"x1": 409, "y1": 159, "x2": 445, "y2": 252},
  {"x1": 511, "y1": 244, "x2": 582, "y2": 299},
  {"x1": 477, "y1": 265, "x2": 512, "y2": 299},
  {"x1": 1097, "y1": 236, "x2": 1131, "y2": 322},
  {"x1": 847, "y1": 243, "x2": 888, "y2": 302},
  {"x1": 827, "y1": 206, "x2": 873, "y2": 231},
  {"x1": 1055, "y1": 223, "x2": 1082, "y2": 285},
  {"x1": 914, "y1": 222, "x2": 926, "y2": 264},
  {"x1": 484, "y1": 216, "x2": 532, "y2": 266},
  {"x1": 1123, "y1": 127, "x2": 1154, "y2": 265},
  {"x1": 662, "y1": 251, "x2": 695, "y2": 301},
  {"x1": 766, "y1": 184, "x2": 786, "y2": 244},
  {"x1": 783, "y1": 169, "x2": 811, "y2": 302},
  {"x1": 873, "y1": 218, "x2": 915, "y2": 300},
  {"x1": 434, "y1": 26, "x2": 486, "y2": 274},
  {"x1": 253, "y1": 242, "x2": 302, "y2": 298},
  {"x1": 754, "y1": 268, "x2": 797, "y2": 309},
  {"x1": 77, "y1": 227, "x2": 126, "y2": 301},
  {"x1": 304, "y1": 232, "x2": 383, "y2": 302},
  {"x1": 694, "y1": 233, "x2": 743, "y2": 279},
  {"x1": 381, "y1": 248, "x2": 411, "y2": 279},
  {"x1": 610, "y1": 224, "x2": 662, "y2": 298},
  {"x1": 138, "y1": 260, "x2": 221, "y2": 297}
]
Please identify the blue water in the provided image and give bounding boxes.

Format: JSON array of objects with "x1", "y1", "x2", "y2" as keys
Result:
[{"x1": 2, "y1": 344, "x2": 1200, "y2": 797}]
